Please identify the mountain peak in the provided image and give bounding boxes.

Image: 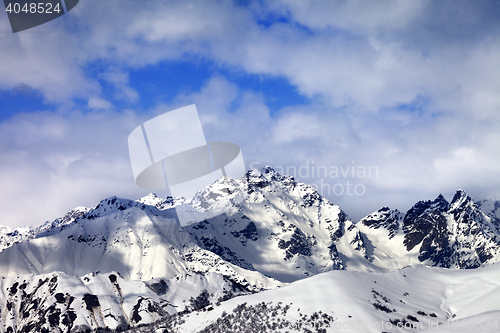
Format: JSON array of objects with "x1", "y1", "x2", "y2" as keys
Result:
[
  {"x1": 359, "y1": 206, "x2": 403, "y2": 239},
  {"x1": 435, "y1": 193, "x2": 446, "y2": 202},
  {"x1": 138, "y1": 192, "x2": 160, "y2": 204},
  {"x1": 450, "y1": 189, "x2": 472, "y2": 209},
  {"x1": 144, "y1": 192, "x2": 159, "y2": 199},
  {"x1": 403, "y1": 194, "x2": 448, "y2": 228},
  {"x1": 246, "y1": 165, "x2": 296, "y2": 190},
  {"x1": 245, "y1": 167, "x2": 274, "y2": 190},
  {"x1": 431, "y1": 193, "x2": 449, "y2": 211},
  {"x1": 261, "y1": 165, "x2": 277, "y2": 175}
]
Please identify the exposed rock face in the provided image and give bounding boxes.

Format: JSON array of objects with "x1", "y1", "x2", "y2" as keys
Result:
[
  {"x1": 361, "y1": 207, "x2": 404, "y2": 239},
  {"x1": 1, "y1": 167, "x2": 500, "y2": 332},
  {"x1": 403, "y1": 194, "x2": 449, "y2": 251},
  {"x1": 360, "y1": 190, "x2": 500, "y2": 269},
  {"x1": 0, "y1": 166, "x2": 366, "y2": 331},
  {"x1": 0, "y1": 271, "x2": 246, "y2": 332},
  {"x1": 184, "y1": 167, "x2": 366, "y2": 281}
]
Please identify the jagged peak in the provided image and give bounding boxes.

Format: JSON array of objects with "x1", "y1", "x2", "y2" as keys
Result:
[
  {"x1": 95, "y1": 196, "x2": 134, "y2": 208},
  {"x1": 451, "y1": 189, "x2": 466, "y2": 200},
  {"x1": 261, "y1": 165, "x2": 277, "y2": 175},
  {"x1": 78, "y1": 196, "x2": 139, "y2": 221},
  {"x1": 430, "y1": 193, "x2": 449, "y2": 211},
  {"x1": 245, "y1": 167, "x2": 273, "y2": 190},
  {"x1": 359, "y1": 207, "x2": 403, "y2": 221},
  {"x1": 210, "y1": 174, "x2": 243, "y2": 188},
  {"x1": 246, "y1": 165, "x2": 296, "y2": 189},
  {"x1": 37, "y1": 206, "x2": 91, "y2": 229},
  {"x1": 435, "y1": 193, "x2": 447, "y2": 202},
  {"x1": 450, "y1": 189, "x2": 473, "y2": 209},
  {"x1": 137, "y1": 193, "x2": 179, "y2": 210},
  {"x1": 142, "y1": 192, "x2": 159, "y2": 199},
  {"x1": 188, "y1": 177, "x2": 244, "y2": 209},
  {"x1": 403, "y1": 194, "x2": 448, "y2": 227},
  {"x1": 138, "y1": 193, "x2": 165, "y2": 204}
]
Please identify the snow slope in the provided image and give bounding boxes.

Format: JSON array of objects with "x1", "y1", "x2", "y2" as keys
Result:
[
  {"x1": 0, "y1": 196, "x2": 281, "y2": 294},
  {"x1": 0, "y1": 207, "x2": 90, "y2": 252},
  {"x1": 169, "y1": 262, "x2": 500, "y2": 333},
  {"x1": 0, "y1": 166, "x2": 499, "y2": 332},
  {"x1": 0, "y1": 168, "x2": 370, "y2": 283},
  {"x1": 183, "y1": 167, "x2": 369, "y2": 281},
  {"x1": 0, "y1": 269, "x2": 253, "y2": 332},
  {"x1": 1, "y1": 168, "x2": 498, "y2": 281}
]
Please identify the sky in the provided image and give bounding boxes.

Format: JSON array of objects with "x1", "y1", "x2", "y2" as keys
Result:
[{"x1": 0, "y1": 0, "x2": 500, "y2": 228}]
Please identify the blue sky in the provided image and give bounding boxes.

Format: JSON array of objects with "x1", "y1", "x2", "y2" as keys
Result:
[{"x1": 1, "y1": 0, "x2": 500, "y2": 227}]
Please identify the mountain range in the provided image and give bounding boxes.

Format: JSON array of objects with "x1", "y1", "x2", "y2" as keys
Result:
[{"x1": 0, "y1": 166, "x2": 499, "y2": 332}]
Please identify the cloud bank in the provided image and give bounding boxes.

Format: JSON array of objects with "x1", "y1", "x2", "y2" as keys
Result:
[{"x1": 0, "y1": 1, "x2": 499, "y2": 226}]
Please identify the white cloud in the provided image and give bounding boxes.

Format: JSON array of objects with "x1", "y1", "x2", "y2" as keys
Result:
[
  {"x1": 1, "y1": 74, "x2": 500, "y2": 227},
  {"x1": 269, "y1": 0, "x2": 429, "y2": 33},
  {"x1": 99, "y1": 68, "x2": 139, "y2": 102},
  {"x1": 0, "y1": 1, "x2": 500, "y2": 225},
  {"x1": 1, "y1": 0, "x2": 499, "y2": 117},
  {"x1": 88, "y1": 97, "x2": 113, "y2": 110},
  {"x1": 0, "y1": 110, "x2": 153, "y2": 227}
]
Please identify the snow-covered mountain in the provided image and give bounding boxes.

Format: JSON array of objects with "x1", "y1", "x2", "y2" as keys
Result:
[
  {"x1": 0, "y1": 270, "x2": 251, "y2": 333},
  {"x1": 0, "y1": 207, "x2": 90, "y2": 253},
  {"x1": 0, "y1": 166, "x2": 499, "y2": 332},
  {"x1": 357, "y1": 190, "x2": 500, "y2": 270},
  {"x1": 0, "y1": 167, "x2": 370, "y2": 283},
  {"x1": 159, "y1": 262, "x2": 500, "y2": 333},
  {"x1": 183, "y1": 167, "x2": 370, "y2": 281},
  {"x1": 0, "y1": 195, "x2": 281, "y2": 292}
]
